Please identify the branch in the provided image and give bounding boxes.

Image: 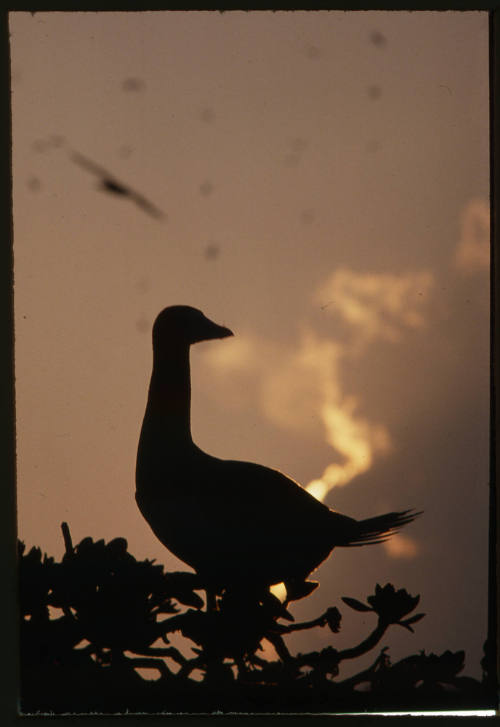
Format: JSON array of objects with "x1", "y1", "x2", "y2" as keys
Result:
[
  {"x1": 277, "y1": 611, "x2": 334, "y2": 634},
  {"x1": 264, "y1": 632, "x2": 293, "y2": 662},
  {"x1": 130, "y1": 646, "x2": 187, "y2": 665},
  {"x1": 337, "y1": 619, "x2": 389, "y2": 662},
  {"x1": 158, "y1": 611, "x2": 196, "y2": 635},
  {"x1": 61, "y1": 521, "x2": 73, "y2": 556},
  {"x1": 176, "y1": 654, "x2": 205, "y2": 680},
  {"x1": 336, "y1": 647, "x2": 389, "y2": 689},
  {"x1": 124, "y1": 656, "x2": 172, "y2": 679}
]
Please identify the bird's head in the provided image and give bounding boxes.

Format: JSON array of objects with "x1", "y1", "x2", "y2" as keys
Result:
[{"x1": 152, "y1": 305, "x2": 233, "y2": 348}]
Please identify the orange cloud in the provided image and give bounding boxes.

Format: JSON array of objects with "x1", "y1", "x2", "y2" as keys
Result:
[
  {"x1": 305, "y1": 399, "x2": 391, "y2": 501},
  {"x1": 260, "y1": 331, "x2": 342, "y2": 433},
  {"x1": 202, "y1": 267, "x2": 433, "y2": 508},
  {"x1": 454, "y1": 198, "x2": 490, "y2": 274},
  {"x1": 304, "y1": 268, "x2": 433, "y2": 502},
  {"x1": 260, "y1": 330, "x2": 393, "y2": 501},
  {"x1": 199, "y1": 334, "x2": 263, "y2": 408},
  {"x1": 316, "y1": 269, "x2": 434, "y2": 347}
]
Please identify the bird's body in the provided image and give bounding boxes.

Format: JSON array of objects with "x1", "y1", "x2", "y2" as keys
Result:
[
  {"x1": 137, "y1": 448, "x2": 344, "y2": 591},
  {"x1": 136, "y1": 306, "x2": 420, "y2": 600}
]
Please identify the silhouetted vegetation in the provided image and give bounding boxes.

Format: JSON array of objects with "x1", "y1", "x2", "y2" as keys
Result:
[{"x1": 18, "y1": 524, "x2": 492, "y2": 714}]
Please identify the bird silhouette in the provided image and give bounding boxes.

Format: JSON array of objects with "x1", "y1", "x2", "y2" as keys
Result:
[
  {"x1": 136, "y1": 306, "x2": 421, "y2": 606},
  {"x1": 70, "y1": 150, "x2": 165, "y2": 219}
]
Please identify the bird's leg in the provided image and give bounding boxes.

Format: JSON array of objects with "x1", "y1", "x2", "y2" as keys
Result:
[
  {"x1": 265, "y1": 632, "x2": 293, "y2": 663},
  {"x1": 261, "y1": 588, "x2": 294, "y2": 622}
]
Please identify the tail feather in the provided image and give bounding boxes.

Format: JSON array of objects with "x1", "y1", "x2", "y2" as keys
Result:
[{"x1": 343, "y1": 509, "x2": 422, "y2": 547}]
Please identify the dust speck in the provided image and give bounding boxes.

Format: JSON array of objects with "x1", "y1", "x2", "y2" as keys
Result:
[
  {"x1": 199, "y1": 180, "x2": 214, "y2": 197},
  {"x1": 123, "y1": 78, "x2": 146, "y2": 92},
  {"x1": 136, "y1": 277, "x2": 150, "y2": 294},
  {"x1": 370, "y1": 31, "x2": 387, "y2": 47},
  {"x1": 136, "y1": 315, "x2": 150, "y2": 333},
  {"x1": 367, "y1": 85, "x2": 382, "y2": 100},
  {"x1": 205, "y1": 243, "x2": 220, "y2": 260},
  {"x1": 32, "y1": 136, "x2": 64, "y2": 152},
  {"x1": 27, "y1": 177, "x2": 41, "y2": 192},
  {"x1": 305, "y1": 45, "x2": 321, "y2": 59},
  {"x1": 118, "y1": 145, "x2": 134, "y2": 158},
  {"x1": 50, "y1": 135, "x2": 64, "y2": 147},
  {"x1": 300, "y1": 209, "x2": 315, "y2": 225},
  {"x1": 290, "y1": 138, "x2": 308, "y2": 154},
  {"x1": 365, "y1": 140, "x2": 381, "y2": 153},
  {"x1": 200, "y1": 107, "x2": 215, "y2": 124},
  {"x1": 438, "y1": 84, "x2": 453, "y2": 96},
  {"x1": 32, "y1": 139, "x2": 49, "y2": 153}
]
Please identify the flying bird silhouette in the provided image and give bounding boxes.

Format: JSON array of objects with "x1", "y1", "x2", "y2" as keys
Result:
[
  {"x1": 70, "y1": 150, "x2": 165, "y2": 219},
  {"x1": 135, "y1": 306, "x2": 421, "y2": 605}
]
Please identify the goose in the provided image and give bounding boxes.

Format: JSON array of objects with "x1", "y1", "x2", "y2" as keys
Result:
[{"x1": 135, "y1": 306, "x2": 420, "y2": 605}]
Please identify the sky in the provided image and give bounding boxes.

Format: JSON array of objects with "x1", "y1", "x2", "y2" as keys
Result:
[{"x1": 10, "y1": 11, "x2": 490, "y2": 683}]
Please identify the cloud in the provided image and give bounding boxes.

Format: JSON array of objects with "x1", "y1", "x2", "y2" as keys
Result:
[
  {"x1": 243, "y1": 328, "x2": 393, "y2": 504},
  {"x1": 200, "y1": 334, "x2": 262, "y2": 409},
  {"x1": 202, "y1": 334, "x2": 257, "y2": 372},
  {"x1": 260, "y1": 331, "x2": 342, "y2": 433},
  {"x1": 316, "y1": 268, "x2": 434, "y2": 347},
  {"x1": 303, "y1": 268, "x2": 433, "y2": 505},
  {"x1": 305, "y1": 398, "x2": 391, "y2": 501},
  {"x1": 454, "y1": 198, "x2": 490, "y2": 274},
  {"x1": 202, "y1": 267, "x2": 432, "y2": 519}
]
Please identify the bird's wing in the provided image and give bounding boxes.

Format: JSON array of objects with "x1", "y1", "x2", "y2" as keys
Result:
[
  {"x1": 198, "y1": 457, "x2": 335, "y2": 538},
  {"x1": 70, "y1": 150, "x2": 165, "y2": 219},
  {"x1": 71, "y1": 150, "x2": 112, "y2": 178},
  {"x1": 191, "y1": 457, "x2": 345, "y2": 584},
  {"x1": 129, "y1": 190, "x2": 165, "y2": 219}
]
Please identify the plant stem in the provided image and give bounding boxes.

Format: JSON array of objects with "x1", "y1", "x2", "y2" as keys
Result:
[
  {"x1": 61, "y1": 522, "x2": 73, "y2": 556},
  {"x1": 337, "y1": 619, "x2": 389, "y2": 661},
  {"x1": 278, "y1": 612, "x2": 330, "y2": 634}
]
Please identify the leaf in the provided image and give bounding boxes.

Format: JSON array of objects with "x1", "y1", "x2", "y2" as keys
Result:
[
  {"x1": 401, "y1": 613, "x2": 426, "y2": 626},
  {"x1": 398, "y1": 622, "x2": 415, "y2": 632},
  {"x1": 174, "y1": 591, "x2": 204, "y2": 609},
  {"x1": 325, "y1": 607, "x2": 342, "y2": 633},
  {"x1": 341, "y1": 597, "x2": 373, "y2": 612},
  {"x1": 154, "y1": 601, "x2": 179, "y2": 615}
]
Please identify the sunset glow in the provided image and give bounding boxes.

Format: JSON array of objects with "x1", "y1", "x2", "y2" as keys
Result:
[
  {"x1": 11, "y1": 10, "x2": 489, "y2": 680},
  {"x1": 316, "y1": 269, "x2": 434, "y2": 346},
  {"x1": 305, "y1": 398, "x2": 392, "y2": 501}
]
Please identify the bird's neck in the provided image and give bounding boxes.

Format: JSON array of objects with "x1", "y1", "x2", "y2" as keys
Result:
[{"x1": 145, "y1": 344, "x2": 193, "y2": 446}]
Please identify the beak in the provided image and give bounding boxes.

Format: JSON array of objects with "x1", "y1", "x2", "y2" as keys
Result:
[
  {"x1": 218, "y1": 326, "x2": 234, "y2": 339},
  {"x1": 204, "y1": 318, "x2": 234, "y2": 340}
]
